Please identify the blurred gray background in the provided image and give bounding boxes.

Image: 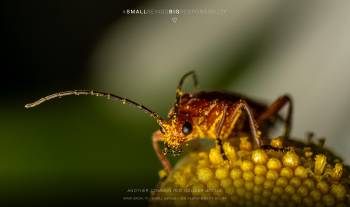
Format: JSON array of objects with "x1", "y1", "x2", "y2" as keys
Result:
[{"x1": 92, "y1": 0, "x2": 350, "y2": 162}]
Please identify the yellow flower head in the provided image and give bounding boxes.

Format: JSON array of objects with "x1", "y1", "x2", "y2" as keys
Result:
[{"x1": 150, "y1": 136, "x2": 350, "y2": 207}]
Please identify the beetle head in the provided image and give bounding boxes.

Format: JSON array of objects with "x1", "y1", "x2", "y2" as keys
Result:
[{"x1": 159, "y1": 114, "x2": 194, "y2": 156}]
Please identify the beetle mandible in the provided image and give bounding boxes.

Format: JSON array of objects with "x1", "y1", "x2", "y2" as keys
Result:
[{"x1": 25, "y1": 71, "x2": 292, "y2": 173}]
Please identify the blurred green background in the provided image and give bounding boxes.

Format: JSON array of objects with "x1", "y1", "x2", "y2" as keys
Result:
[{"x1": 2, "y1": 0, "x2": 350, "y2": 205}]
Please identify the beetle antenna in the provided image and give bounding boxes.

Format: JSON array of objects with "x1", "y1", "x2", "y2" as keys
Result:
[
  {"x1": 174, "y1": 71, "x2": 198, "y2": 114},
  {"x1": 24, "y1": 90, "x2": 164, "y2": 124},
  {"x1": 177, "y1": 70, "x2": 198, "y2": 95}
]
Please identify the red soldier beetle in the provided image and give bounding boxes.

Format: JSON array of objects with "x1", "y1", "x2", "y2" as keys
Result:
[{"x1": 25, "y1": 71, "x2": 292, "y2": 173}]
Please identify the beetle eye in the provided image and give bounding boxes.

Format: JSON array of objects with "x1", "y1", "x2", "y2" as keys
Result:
[{"x1": 182, "y1": 121, "x2": 192, "y2": 135}]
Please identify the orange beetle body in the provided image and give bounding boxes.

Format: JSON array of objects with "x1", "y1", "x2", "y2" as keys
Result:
[{"x1": 160, "y1": 91, "x2": 274, "y2": 154}]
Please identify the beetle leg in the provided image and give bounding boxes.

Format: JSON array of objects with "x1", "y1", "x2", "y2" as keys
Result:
[
  {"x1": 233, "y1": 100, "x2": 262, "y2": 147},
  {"x1": 152, "y1": 130, "x2": 172, "y2": 173},
  {"x1": 216, "y1": 139, "x2": 228, "y2": 160},
  {"x1": 215, "y1": 106, "x2": 228, "y2": 160},
  {"x1": 257, "y1": 95, "x2": 293, "y2": 138}
]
